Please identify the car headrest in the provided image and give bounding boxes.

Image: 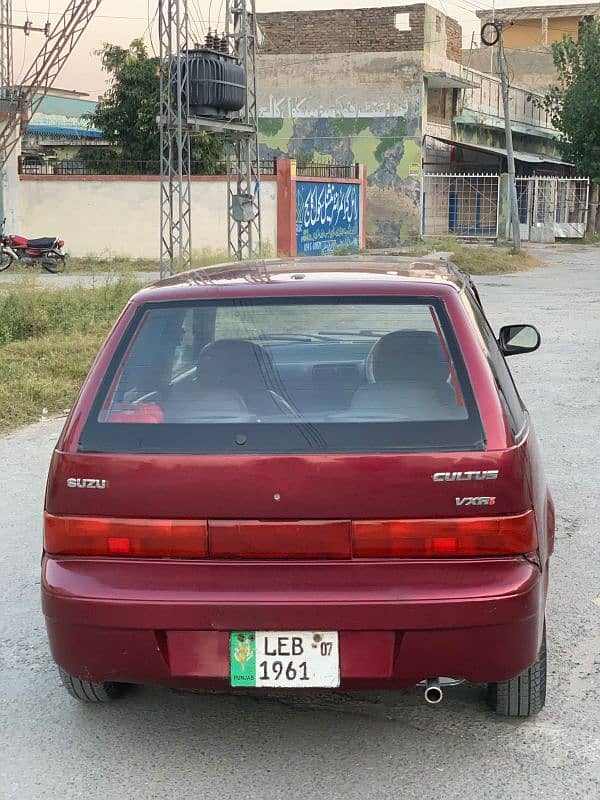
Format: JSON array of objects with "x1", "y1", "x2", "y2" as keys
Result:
[
  {"x1": 366, "y1": 330, "x2": 450, "y2": 384},
  {"x1": 197, "y1": 339, "x2": 277, "y2": 392}
]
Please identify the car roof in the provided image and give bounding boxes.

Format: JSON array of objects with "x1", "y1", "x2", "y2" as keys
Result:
[{"x1": 133, "y1": 256, "x2": 468, "y2": 303}]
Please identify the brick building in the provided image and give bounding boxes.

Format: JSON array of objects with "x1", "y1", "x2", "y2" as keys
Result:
[
  {"x1": 257, "y1": 3, "x2": 570, "y2": 245},
  {"x1": 257, "y1": 4, "x2": 469, "y2": 244}
]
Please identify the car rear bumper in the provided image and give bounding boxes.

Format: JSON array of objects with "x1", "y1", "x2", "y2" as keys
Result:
[{"x1": 42, "y1": 555, "x2": 546, "y2": 688}]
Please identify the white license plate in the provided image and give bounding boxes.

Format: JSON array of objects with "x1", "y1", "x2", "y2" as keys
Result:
[{"x1": 230, "y1": 631, "x2": 340, "y2": 688}]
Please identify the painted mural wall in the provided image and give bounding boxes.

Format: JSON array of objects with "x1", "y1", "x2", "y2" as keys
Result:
[{"x1": 257, "y1": 54, "x2": 424, "y2": 246}]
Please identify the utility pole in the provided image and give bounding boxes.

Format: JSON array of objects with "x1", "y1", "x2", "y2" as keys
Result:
[
  {"x1": 481, "y1": 19, "x2": 521, "y2": 250},
  {"x1": 158, "y1": 0, "x2": 261, "y2": 277},
  {"x1": 158, "y1": 0, "x2": 192, "y2": 277},
  {"x1": 0, "y1": 0, "x2": 13, "y2": 91},
  {"x1": 498, "y1": 37, "x2": 521, "y2": 250}
]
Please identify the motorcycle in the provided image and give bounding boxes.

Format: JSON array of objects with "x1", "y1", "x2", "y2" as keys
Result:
[{"x1": 0, "y1": 219, "x2": 67, "y2": 273}]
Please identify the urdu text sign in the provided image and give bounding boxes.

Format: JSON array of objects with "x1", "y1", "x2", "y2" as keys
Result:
[{"x1": 296, "y1": 181, "x2": 360, "y2": 256}]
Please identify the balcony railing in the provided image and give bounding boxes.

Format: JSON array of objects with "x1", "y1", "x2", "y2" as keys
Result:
[{"x1": 458, "y1": 66, "x2": 556, "y2": 133}]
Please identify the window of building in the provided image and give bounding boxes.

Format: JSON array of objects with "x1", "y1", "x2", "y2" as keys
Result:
[{"x1": 395, "y1": 13, "x2": 411, "y2": 32}]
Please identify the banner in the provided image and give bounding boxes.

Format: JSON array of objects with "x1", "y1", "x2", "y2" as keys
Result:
[{"x1": 296, "y1": 181, "x2": 360, "y2": 256}]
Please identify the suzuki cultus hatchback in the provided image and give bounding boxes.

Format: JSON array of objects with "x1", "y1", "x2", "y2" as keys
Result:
[{"x1": 43, "y1": 257, "x2": 553, "y2": 716}]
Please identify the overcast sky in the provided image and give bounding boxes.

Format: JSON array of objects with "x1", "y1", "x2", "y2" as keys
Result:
[{"x1": 10, "y1": 0, "x2": 572, "y2": 98}]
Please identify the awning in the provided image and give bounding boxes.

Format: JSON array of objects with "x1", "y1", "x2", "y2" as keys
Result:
[
  {"x1": 425, "y1": 71, "x2": 480, "y2": 90},
  {"x1": 25, "y1": 124, "x2": 103, "y2": 139},
  {"x1": 428, "y1": 135, "x2": 572, "y2": 166}
]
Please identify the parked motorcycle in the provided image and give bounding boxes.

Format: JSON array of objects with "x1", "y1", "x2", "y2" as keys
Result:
[{"x1": 0, "y1": 219, "x2": 67, "y2": 273}]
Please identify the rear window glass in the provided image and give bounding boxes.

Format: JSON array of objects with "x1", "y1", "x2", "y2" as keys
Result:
[{"x1": 80, "y1": 297, "x2": 485, "y2": 454}]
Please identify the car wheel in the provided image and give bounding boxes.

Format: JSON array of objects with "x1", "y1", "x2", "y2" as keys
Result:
[
  {"x1": 487, "y1": 624, "x2": 547, "y2": 717},
  {"x1": 58, "y1": 666, "x2": 127, "y2": 703}
]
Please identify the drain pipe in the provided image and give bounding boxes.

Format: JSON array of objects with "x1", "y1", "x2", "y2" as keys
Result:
[{"x1": 424, "y1": 677, "x2": 443, "y2": 705}]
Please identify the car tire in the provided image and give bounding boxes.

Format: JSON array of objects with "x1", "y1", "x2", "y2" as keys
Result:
[
  {"x1": 58, "y1": 666, "x2": 127, "y2": 703},
  {"x1": 487, "y1": 624, "x2": 547, "y2": 717}
]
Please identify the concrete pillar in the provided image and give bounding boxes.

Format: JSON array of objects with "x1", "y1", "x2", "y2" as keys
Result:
[
  {"x1": 541, "y1": 17, "x2": 548, "y2": 46},
  {"x1": 276, "y1": 158, "x2": 297, "y2": 257},
  {"x1": 497, "y1": 173, "x2": 511, "y2": 242}
]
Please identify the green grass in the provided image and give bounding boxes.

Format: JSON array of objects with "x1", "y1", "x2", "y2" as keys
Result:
[
  {"x1": 406, "y1": 236, "x2": 543, "y2": 274},
  {"x1": 0, "y1": 277, "x2": 141, "y2": 432},
  {"x1": 63, "y1": 244, "x2": 273, "y2": 275}
]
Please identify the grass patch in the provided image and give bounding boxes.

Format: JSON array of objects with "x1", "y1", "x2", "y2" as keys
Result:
[
  {"x1": 64, "y1": 244, "x2": 273, "y2": 275},
  {"x1": 0, "y1": 277, "x2": 141, "y2": 345},
  {"x1": 66, "y1": 256, "x2": 158, "y2": 274},
  {"x1": 0, "y1": 277, "x2": 141, "y2": 432},
  {"x1": 407, "y1": 236, "x2": 542, "y2": 274}
]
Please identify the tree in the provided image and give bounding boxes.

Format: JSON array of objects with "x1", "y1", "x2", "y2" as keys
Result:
[
  {"x1": 540, "y1": 20, "x2": 600, "y2": 179},
  {"x1": 79, "y1": 39, "x2": 222, "y2": 174}
]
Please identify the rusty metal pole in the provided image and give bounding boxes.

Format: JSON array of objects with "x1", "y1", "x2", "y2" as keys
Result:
[{"x1": 499, "y1": 35, "x2": 521, "y2": 251}]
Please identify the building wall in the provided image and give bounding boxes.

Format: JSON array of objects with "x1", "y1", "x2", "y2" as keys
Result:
[
  {"x1": 503, "y1": 19, "x2": 546, "y2": 48},
  {"x1": 464, "y1": 47, "x2": 557, "y2": 91},
  {"x1": 258, "y1": 5, "x2": 428, "y2": 55},
  {"x1": 502, "y1": 15, "x2": 580, "y2": 47},
  {"x1": 547, "y1": 16, "x2": 580, "y2": 43},
  {"x1": 256, "y1": 4, "x2": 464, "y2": 246},
  {"x1": 19, "y1": 176, "x2": 278, "y2": 259},
  {"x1": 257, "y1": 51, "x2": 423, "y2": 246}
]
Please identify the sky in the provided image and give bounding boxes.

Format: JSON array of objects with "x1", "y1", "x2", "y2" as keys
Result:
[{"x1": 8, "y1": 0, "x2": 578, "y2": 98}]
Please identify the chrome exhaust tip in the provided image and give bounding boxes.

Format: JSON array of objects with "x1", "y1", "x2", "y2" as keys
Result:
[{"x1": 424, "y1": 677, "x2": 443, "y2": 704}]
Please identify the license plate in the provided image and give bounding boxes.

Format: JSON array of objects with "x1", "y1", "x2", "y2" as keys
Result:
[{"x1": 230, "y1": 631, "x2": 340, "y2": 688}]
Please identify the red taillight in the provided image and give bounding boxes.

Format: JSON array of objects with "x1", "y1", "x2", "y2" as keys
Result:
[
  {"x1": 351, "y1": 511, "x2": 536, "y2": 557},
  {"x1": 44, "y1": 513, "x2": 536, "y2": 560},
  {"x1": 209, "y1": 520, "x2": 351, "y2": 558},
  {"x1": 44, "y1": 513, "x2": 208, "y2": 557}
]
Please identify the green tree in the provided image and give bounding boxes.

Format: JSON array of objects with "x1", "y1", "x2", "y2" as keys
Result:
[
  {"x1": 540, "y1": 20, "x2": 600, "y2": 178},
  {"x1": 79, "y1": 39, "x2": 222, "y2": 174}
]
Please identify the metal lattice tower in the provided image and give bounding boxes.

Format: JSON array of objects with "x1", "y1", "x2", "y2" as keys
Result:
[
  {"x1": 0, "y1": 0, "x2": 104, "y2": 164},
  {"x1": 158, "y1": 0, "x2": 261, "y2": 277},
  {"x1": 225, "y1": 0, "x2": 261, "y2": 262},
  {"x1": 0, "y1": 0, "x2": 13, "y2": 92},
  {"x1": 158, "y1": 0, "x2": 192, "y2": 278}
]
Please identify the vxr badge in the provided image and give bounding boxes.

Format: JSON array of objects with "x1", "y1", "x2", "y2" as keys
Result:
[{"x1": 456, "y1": 496, "x2": 496, "y2": 506}]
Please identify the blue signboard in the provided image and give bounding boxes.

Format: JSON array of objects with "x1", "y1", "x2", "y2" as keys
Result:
[{"x1": 296, "y1": 181, "x2": 360, "y2": 256}]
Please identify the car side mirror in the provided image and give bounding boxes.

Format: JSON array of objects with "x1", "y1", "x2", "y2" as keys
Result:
[{"x1": 498, "y1": 324, "x2": 541, "y2": 356}]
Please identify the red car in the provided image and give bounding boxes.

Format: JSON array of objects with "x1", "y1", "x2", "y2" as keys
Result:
[{"x1": 42, "y1": 257, "x2": 552, "y2": 716}]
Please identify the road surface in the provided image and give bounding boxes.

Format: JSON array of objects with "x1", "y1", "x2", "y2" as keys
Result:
[{"x1": 1, "y1": 246, "x2": 599, "y2": 799}]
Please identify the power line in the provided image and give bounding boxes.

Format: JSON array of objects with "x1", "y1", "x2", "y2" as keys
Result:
[{"x1": 12, "y1": 7, "x2": 210, "y2": 23}]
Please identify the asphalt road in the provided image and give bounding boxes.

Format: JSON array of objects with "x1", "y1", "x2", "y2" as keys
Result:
[{"x1": 1, "y1": 246, "x2": 599, "y2": 800}]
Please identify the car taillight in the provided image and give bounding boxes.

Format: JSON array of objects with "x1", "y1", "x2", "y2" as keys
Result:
[
  {"x1": 351, "y1": 511, "x2": 536, "y2": 557},
  {"x1": 209, "y1": 520, "x2": 351, "y2": 558},
  {"x1": 58, "y1": 240, "x2": 64, "y2": 248},
  {"x1": 44, "y1": 513, "x2": 208, "y2": 557}
]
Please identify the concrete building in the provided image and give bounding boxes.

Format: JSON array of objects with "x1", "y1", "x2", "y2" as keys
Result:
[
  {"x1": 20, "y1": 88, "x2": 103, "y2": 172},
  {"x1": 466, "y1": 3, "x2": 600, "y2": 90},
  {"x1": 257, "y1": 3, "x2": 569, "y2": 245}
]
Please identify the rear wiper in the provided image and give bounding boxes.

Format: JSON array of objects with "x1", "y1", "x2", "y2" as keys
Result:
[
  {"x1": 317, "y1": 329, "x2": 386, "y2": 338},
  {"x1": 257, "y1": 332, "x2": 339, "y2": 342}
]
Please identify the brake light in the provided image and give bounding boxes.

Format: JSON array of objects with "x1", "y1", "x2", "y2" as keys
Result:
[
  {"x1": 352, "y1": 511, "x2": 536, "y2": 557},
  {"x1": 44, "y1": 513, "x2": 208, "y2": 557},
  {"x1": 209, "y1": 520, "x2": 351, "y2": 558}
]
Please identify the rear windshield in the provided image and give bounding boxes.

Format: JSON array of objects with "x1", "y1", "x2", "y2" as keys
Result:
[{"x1": 79, "y1": 297, "x2": 485, "y2": 454}]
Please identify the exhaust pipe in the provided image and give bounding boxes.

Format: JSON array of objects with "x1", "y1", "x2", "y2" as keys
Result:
[{"x1": 424, "y1": 677, "x2": 443, "y2": 705}]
